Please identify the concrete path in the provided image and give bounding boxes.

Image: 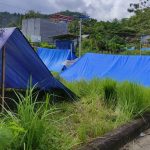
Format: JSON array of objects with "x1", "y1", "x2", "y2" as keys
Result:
[{"x1": 121, "y1": 129, "x2": 150, "y2": 150}]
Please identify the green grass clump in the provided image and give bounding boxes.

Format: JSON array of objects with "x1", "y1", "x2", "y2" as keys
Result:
[
  {"x1": 0, "y1": 123, "x2": 13, "y2": 149},
  {"x1": 63, "y1": 79, "x2": 103, "y2": 97},
  {"x1": 116, "y1": 82, "x2": 150, "y2": 123},
  {"x1": 102, "y1": 79, "x2": 117, "y2": 105}
]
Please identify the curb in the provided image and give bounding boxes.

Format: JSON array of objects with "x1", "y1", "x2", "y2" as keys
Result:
[{"x1": 79, "y1": 113, "x2": 150, "y2": 150}]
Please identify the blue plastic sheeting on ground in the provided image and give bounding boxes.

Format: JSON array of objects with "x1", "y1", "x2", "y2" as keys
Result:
[
  {"x1": 128, "y1": 47, "x2": 135, "y2": 51},
  {"x1": 37, "y1": 47, "x2": 77, "y2": 72},
  {"x1": 141, "y1": 47, "x2": 150, "y2": 51},
  {"x1": 60, "y1": 53, "x2": 150, "y2": 87},
  {"x1": 0, "y1": 27, "x2": 73, "y2": 96}
]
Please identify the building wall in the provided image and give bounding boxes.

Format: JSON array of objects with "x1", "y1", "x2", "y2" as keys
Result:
[
  {"x1": 22, "y1": 18, "x2": 68, "y2": 43},
  {"x1": 22, "y1": 18, "x2": 41, "y2": 42},
  {"x1": 141, "y1": 35, "x2": 150, "y2": 44},
  {"x1": 40, "y1": 19, "x2": 68, "y2": 43}
]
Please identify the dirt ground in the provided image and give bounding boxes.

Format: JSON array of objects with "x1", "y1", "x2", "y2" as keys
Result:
[{"x1": 120, "y1": 129, "x2": 150, "y2": 150}]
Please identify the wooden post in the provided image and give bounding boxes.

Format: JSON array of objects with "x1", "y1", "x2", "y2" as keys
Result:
[{"x1": 1, "y1": 46, "x2": 6, "y2": 112}]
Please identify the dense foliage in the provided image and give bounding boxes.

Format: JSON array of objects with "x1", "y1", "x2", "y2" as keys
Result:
[
  {"x1": 68, "y1": 7, "x2": 150, "y2": 54},
  {"x1": 69, "y1": 9, "x2": 150, "y2": 54},
  {"x1": 0, "y1": 12, "x2": 22, "y2": 28},
  {"x1": 128, "y1": 0, "x2": 150, "y2": 12}
]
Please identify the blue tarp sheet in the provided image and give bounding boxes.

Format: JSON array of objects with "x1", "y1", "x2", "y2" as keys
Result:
[
  {"x1": 141, "y1": 47, "x2": 150, "y2": 51},
  {"x1": 128, "y1": 47, "x2": 135, "y2": 51},
  {"x1": 61, "y1": 53, "x2": 150, "y2": 87},
  {"x1": 37, "y1": 47, "x2": 77, "y2": 72},
  {"x1": 0, "y1": 27, "x2": 73, "y2": 95},
  {"x1": 56, "y1": 40, "x2": 75, "y2": 52}
]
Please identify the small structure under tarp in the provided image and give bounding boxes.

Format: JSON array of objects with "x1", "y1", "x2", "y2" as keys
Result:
[
  {"x1": 50, "y1": 34, "x2": 78, "y2": 53},
  {"x1": 0, "y1": 28, "x2": 74, "y2": 103},
  {"x1": 37, "y1": 47, "x2": 77, "y2": 73}
]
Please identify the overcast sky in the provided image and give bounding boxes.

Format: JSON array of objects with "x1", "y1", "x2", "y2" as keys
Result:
[{"x1": 0, "y1": 0, "x2": 138, "y2": 20}]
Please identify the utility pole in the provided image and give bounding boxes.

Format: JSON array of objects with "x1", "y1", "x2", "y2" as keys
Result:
[
  {"x1": 78, "y1": 14, "x2": 89, "y2": 57},
  {"x1": 79, "y1": 18, "x2": 82, "y2": 57}
]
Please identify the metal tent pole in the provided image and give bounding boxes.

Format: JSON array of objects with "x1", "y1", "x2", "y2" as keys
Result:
[{"x1": 1, "y1": 46, "x2": 6, "y2": 112}]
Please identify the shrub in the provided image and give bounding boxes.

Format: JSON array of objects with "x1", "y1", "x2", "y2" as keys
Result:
[
  {"x1": 39, "y1": 42, "x2": 55, "y2": 49},
  {"x1": 102, "y1": 79, "x2": 117, "y2": 105},
  {"x1": 116, "y1": 82, "x2": 150, "y2": 120},
  {"x1": 0, "y1": 124, "x2": 13, "y2": 149}
]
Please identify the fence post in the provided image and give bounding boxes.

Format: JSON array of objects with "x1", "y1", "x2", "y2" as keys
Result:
[{"x1": 1, "y1": 46, "x2": 6, "y2": 112}]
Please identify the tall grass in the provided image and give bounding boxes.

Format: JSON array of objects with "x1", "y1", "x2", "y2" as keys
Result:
[
  {"x1": 64, "y1": 79, "x2": 150, "y2": 118},
  {"x1": 0, "y1": 87, "x2": 77, "y2": 150},
  {"x1": 116, "y1": 82, "x2": 150, "y2": 123},
  {"x1": 0, "y1": 79, "x2": 150, "y2": 149},
  {"x1": 0, "y1": 123, "x2": 13, "y2": 149},
  {"x1": 102, "y1": 79, "x2": 117, "y2": 105},
  {"x1": 62, "y1": 79, "x2": 150, "y2": 144}
]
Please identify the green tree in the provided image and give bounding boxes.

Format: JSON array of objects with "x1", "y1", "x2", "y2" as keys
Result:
[
  {"x1": 24, "y1": 10, "x2": 41, "y2": 19},
  {"x1": 128, "y1": 0, "x2": 150, "y2": 12},
  {"x1": 108, "y1": 36, "x2": 125, "y2": 53}
]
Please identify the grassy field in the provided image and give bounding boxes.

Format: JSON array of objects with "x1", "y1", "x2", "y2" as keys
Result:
[
  {"x1": 121, "y1": 50, "x2": 150, "y2": 55},
  {"x1": 0, "y1": 79, "x2": 150, "y2": 150}
]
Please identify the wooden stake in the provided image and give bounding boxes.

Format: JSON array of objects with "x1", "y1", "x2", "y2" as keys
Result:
[{"x1": 1, "y1": 46, "x2": 6, "y2": 112}]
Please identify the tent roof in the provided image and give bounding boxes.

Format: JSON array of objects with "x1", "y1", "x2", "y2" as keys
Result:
[
  {"x1": 0, "y1": 27, "x2": 73, "y2": 97},
  {"x1": 0, "y1": 28, "x2": 16, "y2": 49},
  {"x1": 37, "y1": 47, "x2": 77, "y2": 72},
  {"x1": 61, "y1": 53, "x2": 150, "y2": 87}
]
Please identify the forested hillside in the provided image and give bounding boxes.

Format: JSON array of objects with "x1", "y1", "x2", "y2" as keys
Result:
[
  {"x1": 0, "y1": 10, "x2": 84, "y2": 28},
  {"x1": 0, "y1": 11, "x2": 49, "y2": 28},
  {"x1": 0, "y1": 12, "x2": 22, "y2": 27}
]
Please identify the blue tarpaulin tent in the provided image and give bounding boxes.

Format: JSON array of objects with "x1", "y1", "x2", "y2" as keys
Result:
[
  {"x1": 0, "y1": 27, "x2": 73, "y2": 96},
  {"x1": 37, "y1": 47, "x2": 77, "y2": 72},
  {"x1": 61, "y1": 53, "x2": 150, "y2": 87}
]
